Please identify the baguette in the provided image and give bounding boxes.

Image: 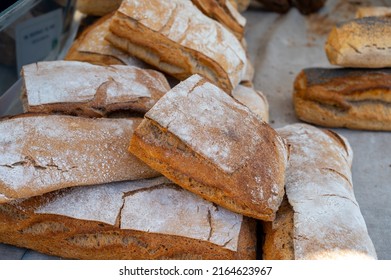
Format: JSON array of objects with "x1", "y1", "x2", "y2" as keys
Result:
[
  {"x1": 325, "y1": 17, "x2": 391, "y2": 68},
  {"x1": 106, "y1": 0, "x2": 246, "y2": 94},
  {"x1": 128, "y1": 75, "x2": 288, "y2": 221},
  {"x1": 263, "y1": 123, "x2": 377, "y2": 260},
  {"x1": 293, "y1": 67, "x2": 391, "y2": 131},
  {"x1": 65, "y1": 14, "x2": 149, "y2": 68},
  {"x1": 21, "y1": 61, "x2": 170, "y2": 117},
  {"x1": 0, "y1": 114, "x2": 159, "y2": 203},
  {"x1": 0, "y1": 177, "x2": 257, "y2": 259}
]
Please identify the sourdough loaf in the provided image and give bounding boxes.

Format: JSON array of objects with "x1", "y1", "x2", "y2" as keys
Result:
[
  {"x1": 0, "y1": 114, "x2": 159, "y2": 203},
  {"x1": 325, "y1": 17, "x2": 391, "y2": 68},
  {"x1": 128, "y1": 75, "x2": 288, "y2": 221},
  {"x1": 65, "y1": 14, "x2": 149, "y2": 67},
  {"x1": 232, "y1": 84, "x2": 269, "y2": 123},
  {"x1": 293, "y1": 67, "x2": 391, "y2": 131},
  {"x1": 21, "y1": 61, "x2": 170, "y2": 117},
  {"x1": 263, "y1": 123, "x2": 377, "y2": 260},
  {"x1": 191, "y1": 0, "x2": 246, "y2": 39},
  {"x1": 106, "y1": 0, "x2": 247, "y2": 93},
  {"x1": 0, "y1": 177, "x2": 257, "y2": 259}
]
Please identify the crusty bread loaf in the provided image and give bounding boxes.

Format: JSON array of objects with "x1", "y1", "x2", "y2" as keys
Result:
[
  {"x1": 232, "y1": 84, "x2": 269, "y2": 122},
  {"x1": 21, "y1": 61, "x2": 170, "y2": 117},
  {"x1": 106, "y1": 0, "x2": 247, "y2": 94},
  {"x1": 356, "y1": 7, "x2": 391, "y2": 18},
  {"x1": 293, "y1": 67, "x2": 391, "y2": 131},
  {"x1": 263, "y1": 123, "x2": 377, "y2": 260},
  {"x1": 0, "y1": 177, "x2": 257, "y2": 259},
  {"x1": 76, "y1": 0, "x2": 122, "y2": 16},
  {"x1": 191, "y1": 0, "x2": 246, "y2": 39},
  {"x1": 65, "y1": 14, "x2": 149, "y2": 67},
  {"x1": 0, "y1": 114, "x2": 159, "y2": 203},
  {"x1": 129, "y1": 75, "x2": 288, "y2": 221},
  {"x1": 325, "y1": 17, "x2": 391, "y2": 68}
]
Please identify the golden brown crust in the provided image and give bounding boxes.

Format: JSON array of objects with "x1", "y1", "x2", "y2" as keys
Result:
[
  {"x1": 76, "y1": 0, "x2": 122, "y2": 16},
  {"x1": 191, "y1": 0, "x2": 246, "y2": 39},
  {"x1": 128, "y1": 75, "x2": 288, "y2": 221},
  {"x1": 293, "y1": 68, "x2": 391, "y2": 131},
  {"x1": 262, "y1": 197, "x2": 294, "y2": 260},
  {"x1": 65, "y1": 14, "x2": 149, "y2": 68},
  {"x1": 0, "y1": 181, "x2": 257, "y2": 260},
  {"x1": 107, "y1": 0, "x2": 246, "y2": 93},
  {"x1": 325, "y1": 17, "x2": 391, "y2": 68},
  {"x1": 355, "y1": 7, "x2": 391, "y2": 19}
]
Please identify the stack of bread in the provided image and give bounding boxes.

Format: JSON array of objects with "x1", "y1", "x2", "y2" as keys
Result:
[
  {"x1": 293, "y1": 7, "x2": 391, "y2": 131},
  {"x1": 0, "y1": 0, "x2": 377, "y2": 260}
]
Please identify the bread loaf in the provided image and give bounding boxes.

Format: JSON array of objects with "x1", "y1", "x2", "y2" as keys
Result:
[
  {"x1": 191, "y1": 0, "x2": 246, "y2": 39},
  {"x1": 263, "y1": 123, "x2": 377, "y2": 260},
  {"x1": 232, "y1": 84, "x2": 269, "y2": 122},
  {"x1": 356, "y1": 7, "x2": 391, "y2": 18},
  {"x1": 22, "y1": 61, "x2": 170, "y2": 117},
  {"x1": 129, "y1": 74, "x2": 288, "y2": 221},
  {"x1": 0, "y1": 114, "x2": 159, "y2": 203},
  {"x1": 106, "y1": 0, "x2": 247, "y2": 93},
  {"x1": 293, "y1": 67, "x2": 391, "y2": 131},
  {"x1": 76, "y1": 0, "x2": 122, "y2": 16},
  {"x1": 0, "y1": 177, "x2": 257, "y2": 259},
  {"x1": 65, "y1": 14, "x2": 150, "y2": 67},
  {"x1": 325, "y1": 17, "x2": 391, "y2": 68}
]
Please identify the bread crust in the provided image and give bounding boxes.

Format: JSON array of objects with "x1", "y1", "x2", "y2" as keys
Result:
[
  {"x1": 76, "y1": 0, "x2": 122, "y2": 16},
  {"x1": 263, "y1": 123, "x2": 377, "y2": 260},
  {"x1": 0, "y1": 114, "x2": 159, "y2": 202},
  {"x1": 325, "y1": 17, "x2": 391, "y2": 68},
  {"x1": 355, "y1": 7, "x2": 391, "y2": 19},
  {"x1": 106, "y1": 0, "x2": 246, "y2": 93},
  {"x1": 0, "y1": 178, "x2": 257, "y2": 259},
  {"x1": 293, "y1": 67, "x2": 391, "y2": 131},
  {"x1": 65, "y1": 14, "x2": 150, "y2": 68},
  {"x1": 128, "y1": 75, "x2": 288, "y2": 221},
  {"x1": 21, "y1": 61, "x2": 170, "y2": 117}
]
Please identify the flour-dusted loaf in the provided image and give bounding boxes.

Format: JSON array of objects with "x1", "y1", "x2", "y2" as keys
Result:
[
  {"x1": 191, "y1": 0, "x2": 246, "y2": 39},
  {"x1": 106, "y1": 0, "x2": 247, "y2": 93},
  {"x1": 129, "y1": 75, "x2": 288, "y2": 221},
  {"x1": 325, "y1": 17, "x2": 391, "y2": 68},
  {"x1": 232, "y1": 84, "x2": 269, "y2": 123},
  {"x1": 76, "y1": 0, "x2": 122, "y2": 16},
  {"x1": 0, "y1": 114, "x2": 159, "y2": 203},
  {"x1": 21, "y1": 61, "x2": 170, "y2": 117},
  {"x1": 0, "y1": 177, "x2": 257, "y2": 259},
  {"x1": 293, "y1": 67, "x2": 391, "y2": 131},
  {"x1": 65, "y1": 14, "x2": 149, "y2": 67},
  {"x1": 356, "y1": 7, "x2": 391, "y2": 18},
  {"x1": 263, "y1": 123, "x2": 377, "y2": 260}
]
